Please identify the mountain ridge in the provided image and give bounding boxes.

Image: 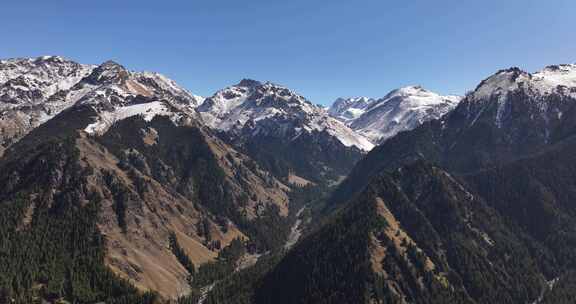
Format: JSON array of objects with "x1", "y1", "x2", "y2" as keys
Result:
[
  {"x1": 196, "y1": 78, "x2": 373, "y2": 184},
  {"x1": 328, "y1": 86, "x2": 461, "y2": 144}
]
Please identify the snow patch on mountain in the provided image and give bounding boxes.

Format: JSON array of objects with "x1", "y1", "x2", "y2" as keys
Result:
[
  {"x1": 71, "y1": 61, "x2": 201, "y2": 134},
  {"x1": 329, "y1": 97, "x2": 376, "y2": 121},
  {"x1": 84, "y1": 101, "x2": 177, "y2": 134}
]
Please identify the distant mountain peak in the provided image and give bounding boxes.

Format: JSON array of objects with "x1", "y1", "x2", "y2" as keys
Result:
[
  {"x1": 329, "y1": 86, "x2": 461, "y2": 143},
  {"x1": 383, "y1": 85, "x2": 447, "y2": 100},
  {"x1": 329, "y1": 96, "x2": 376, "y2": 122},
  {"x1": 84, "y1": 60, "x2": 129, "y2": 85},
  {"x1": 472, "y1": 64, "x2": 576, "y2": 102},
  {"x1": 388, "y1": 85, "x2": 425, "y2": 94},
  {"x1": 197, "y1": 80, "x2": 374, "y2": 152}
]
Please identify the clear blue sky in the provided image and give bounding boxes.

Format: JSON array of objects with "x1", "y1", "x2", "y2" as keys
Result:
[{"x1": 2, "y1": 0, "x2": 575, "y2": 105}]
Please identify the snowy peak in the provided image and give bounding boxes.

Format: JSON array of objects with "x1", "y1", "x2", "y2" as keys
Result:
[
  {"x1": 376, "y1": 86, "x2": 460, "y2": 106},
  {"x1": 377, "y1": 86, "x2": 461, "y2": 112},
  {"x1": 472, "y1": 64, "x2": 576, "y2": 102},
  {"x1": 83, "y1": 60, "x2": 130, "y2": 85},
  {"x1": 456, "y1": 64, "x2": 576, "y2": 131},
  {"x1": 472, "y1": 67, "x2": 531, "y2": 101},
  {"x1": 197, "y1": 79, "x2": 374, "y2": 151},
  {"x1": 0, "y1": 56, "x2": 202, "y2": 149},
  {"x1": 353, "y1": 86, "x2": 460, "y2": 143},
  {"x1": 328, "y1": 96, "x2": 375, "y2": 121},
  {"x1": 0, "y1": 56, "x2": 95, "y2": 105},
  {"x1": 382, "y1": 85, "x2": 434, "y2": 100},
  {"x1": 74, "y1": 60, "x2": 202, "y2": 108},
  {"x1": 197, "y1": 79, "x2": 316, "y2": 130},
  {"x1": 532, "y1": 64, "x2": 576, "y2": 96},
  {"x1": 69, "y1": 59, "x2": 204, "y2": 108},
  {"x1": 68, "y1": 61, "x2": 203, "y2": 134},
  {"x1": 330, "y1": 86, "x2": 461, "y2": 143},
  {"x1": 0, "y1": 55, "x2": 92, "y2": 84}
]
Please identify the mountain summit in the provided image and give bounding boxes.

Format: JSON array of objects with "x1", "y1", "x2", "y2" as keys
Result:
[
  {"x1": 0, "y1": 56, "x2": 204, "y2": 156},
  {"x1": 197, "y1": 79, "x2": 373, "y2": 151},
  {"x1": 328, "y1": 96, "x2": 376, "y2": 121},
  {"x1": 196, "y1": 79, "x2": 374, "y2": 183},
  {"x1": 329, "y1": 86, "x2": 461, "y2": 143}
]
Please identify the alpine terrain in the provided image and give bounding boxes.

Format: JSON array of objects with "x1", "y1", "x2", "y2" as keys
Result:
[{"x1": 2, "y1": 55, "x2": 576, "y2": 304}]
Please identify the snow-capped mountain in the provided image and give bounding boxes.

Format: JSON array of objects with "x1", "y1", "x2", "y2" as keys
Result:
[
  {"x1": 0, "y1": 56, "x2": 95, "y2": 104},
  {"x1": 196, "y1": 79, "x2": 373, "y2": 183},
  {"x1": 467, "y1": 65, "x2": 576, "y2": 129},
  {"x1": 472, "y1": 64, "x2": 576, "y2": 101},
  {"x1": 66, "y1": 60, "x2": 203, "y2": 134},
  {"x1": 345, "y1": 86, "x2": 461, "y2": 143},
  {"x1": 328, "y1": 96, "x2": 376, "y2": 121},
  {"x1": 0, "y1": 56, "x2": 94, "y2": 154},
  {"x1": 0, "y1": 56, "x2": 203, "y2": 154},
  {"x1": 197, "y1": 79, "x2": 373, "y2": 151}
]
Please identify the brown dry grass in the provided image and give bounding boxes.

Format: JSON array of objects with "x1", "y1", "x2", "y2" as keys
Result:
[
  {"x1": 288, "y1": 173, "x2": 314, "y2": 187},
  {"x1": 374, "y1": 198, "x2": 435, "y2": 272},
  {"x1": 76, "y1": 135, "x2": 248, "y2": 299}
]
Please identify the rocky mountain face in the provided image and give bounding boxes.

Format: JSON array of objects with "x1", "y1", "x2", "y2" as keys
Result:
[
  {"x1": 0, "y1": 56, "x2": 94, "y2": 156},
  {"x1": 0, "y1": 57, "x2": 295, "y2": 302},
  {"x1": 196, "y1": 79, "x2": 374, "y2": 184},
  {"x1": 329, "y1": 86, "x2": 461, "y2": 144}
]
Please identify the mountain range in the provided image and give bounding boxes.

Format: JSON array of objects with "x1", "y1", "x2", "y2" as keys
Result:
[{"x1": 2, "y1": 56, "x2": 576, "y2": 304}]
